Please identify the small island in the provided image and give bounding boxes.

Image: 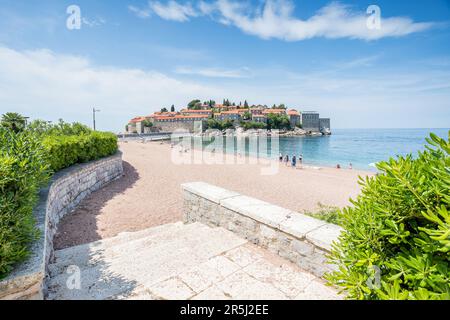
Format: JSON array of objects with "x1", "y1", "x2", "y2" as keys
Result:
[{"x1": 126, "y1": 99, "x2": 331, "y2": 136}]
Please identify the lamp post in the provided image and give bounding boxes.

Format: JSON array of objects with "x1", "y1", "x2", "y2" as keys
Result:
[{"x1": 92, "y1": 108, "x2": 100, "y2": 131}]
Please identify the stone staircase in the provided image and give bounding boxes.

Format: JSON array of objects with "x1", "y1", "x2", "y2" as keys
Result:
[{"x1": 46, "y1": 222, "x2": 340, "y2": 300}]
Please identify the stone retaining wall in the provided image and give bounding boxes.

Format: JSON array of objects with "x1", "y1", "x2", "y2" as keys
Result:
[
  {"x1": 0, "y1": 152, "x2": 123, "y2": 300},
  {"x1": 182, "y1": 182, "x2": 342, "y2": 278}
]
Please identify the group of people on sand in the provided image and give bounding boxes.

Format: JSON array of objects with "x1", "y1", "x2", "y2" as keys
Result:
[
  {"x1": 279, "y1": 153, "x2": 303, "y2": 168},
  {"x1": 336, "y1": 163, "x2": 353, "y2": 170}
]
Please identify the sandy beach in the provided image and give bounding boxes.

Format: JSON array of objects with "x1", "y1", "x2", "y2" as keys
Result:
[{"x1": 54, "y1": 141, "x2": 372, "y2": 249}]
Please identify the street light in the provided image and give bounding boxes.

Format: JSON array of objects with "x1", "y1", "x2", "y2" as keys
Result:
[{"x1": 92, "y1": 108, "x2": 100, "y2": 131}]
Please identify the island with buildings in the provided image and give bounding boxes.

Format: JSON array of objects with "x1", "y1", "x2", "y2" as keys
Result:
[{"x1": 126, "y1": 100, "x2": 331, "y2": 136}]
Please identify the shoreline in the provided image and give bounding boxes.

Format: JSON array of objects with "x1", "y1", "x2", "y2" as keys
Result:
[{"x1": 161, "y1": 139, "x2": 375, "y2": 175}]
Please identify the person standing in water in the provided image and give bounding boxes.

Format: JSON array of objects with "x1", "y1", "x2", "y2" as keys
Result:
[
  {"x1": 279, "y1": 153, "x2": 283, "y2": 162},
  {"x1": 292, "y1": 155, "x2": 297, "y2": 168},
  {"x1": 284, "y1": 154, "x2": 289, "y2": 166}
]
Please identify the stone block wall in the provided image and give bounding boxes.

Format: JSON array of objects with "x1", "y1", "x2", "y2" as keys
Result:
[
  {"x1": 182, "y1": 182, "x2": 342, "y2": 279},
  {"x1": 0, "y1": 152, "x2": 123, "y2": 300}
]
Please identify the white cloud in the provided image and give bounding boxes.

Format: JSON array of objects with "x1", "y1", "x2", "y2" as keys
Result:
[
  {"x1": 214, "y1": 0, "x2": 434, "y2": 41},
  {"x1": 129, "y1": 0, "x2": 435, "y2": 41},
  {"x1": 1, "y1": 46, "x2": 448, "y2": 131},
  {"x1": 174, "y1": 66, "x2": 251, "y2": 78},
  {"x1": 0, "y1": 46, "x2": 222, "y2": 132},
  {"x1": 128, "y1": 5, "x2": 151, "y2": 18},
  {"x1": 150, "y1": 1, "x2": 198, "y2": 22}
]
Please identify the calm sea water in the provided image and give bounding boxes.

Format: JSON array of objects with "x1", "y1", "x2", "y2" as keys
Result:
[{"x1": 200, "y1": 128, "x2": 449, "y2": 171}]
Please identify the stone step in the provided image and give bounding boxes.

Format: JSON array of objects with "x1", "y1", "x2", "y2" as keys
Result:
[
  {"x1": 53, "y1": 221, "x2": 184, "y2": 262},
  {"x1": 49, "y1": 222, "x2": 191, "y2": 276},
  {"x1": 46, "y1": 222, "x2": 247, "y2": 300}
]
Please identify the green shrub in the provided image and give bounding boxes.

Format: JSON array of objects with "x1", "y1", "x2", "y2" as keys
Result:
[
  {"x1": 326, "y1": 132, "x2": 450, "y2": 300},
  {"x1": 242, "y1": 121, "x2": 267, "y2": 130},
  {"x1": 42, "y1": 131, "x2": 118, "y2": 172},
  {"x1": 0, "y1": 115, "x2": 118, "y2": 279},
  {"x1": 304, "y1": 203, "x2": 341, "y2": 225},
  {"x1": 0, "y1": 128, "x2": 50, "y2": 278}
]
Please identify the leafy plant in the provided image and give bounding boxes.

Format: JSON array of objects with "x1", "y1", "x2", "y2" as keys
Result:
[
  {"x1": 0, "y1": 116, "x2": 118, "y2": 278},
  {"x1": 1, "y1": 112, "x2": 28, "y2": 133},
  {"x1": 304, "y1": 203, "x2": 341, "y2": 225},
  {"x1": 266, "y1": 113, "x2": 291, "y2": 130},
  {"x1": 42, "y1": 131, "x2": 118, "y2": 172},
  {"x1": 326, "y1": 131, "x2": 450, "y2": 300},
  {"x1": 0, "y1": 128, "x2": 50, "y2": 278}
]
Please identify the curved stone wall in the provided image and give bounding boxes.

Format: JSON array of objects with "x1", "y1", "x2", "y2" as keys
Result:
[{"x1": 0, "y1": 152, "x2": 123, "y2": 300}]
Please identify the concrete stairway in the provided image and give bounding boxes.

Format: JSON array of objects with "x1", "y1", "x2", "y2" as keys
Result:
[{"x1": 46, "y1": 222, "x2": 340, "y2": 300}]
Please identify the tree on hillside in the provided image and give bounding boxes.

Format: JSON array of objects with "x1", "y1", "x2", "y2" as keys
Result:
[
  {"x1": 1, "y1": 112, "x2": 28, "y2": 133},
  {"x1": 142, "y1": 119, "x2": 153, "y2": 128},
  {"x1": 170, "y1": 105, "x2": 175, "y2": 112},
  {"x1": 266, "y1": 114, "x2": 291, "y2": 130},
  {"x1": 278, "y1": 104, "x2": 286, "y2": 109},
  {"x1": 161, "y1": 107, "x2": 168, "y2": 113},
  {"x1": 244, "y1": 100, "x2": 249, "y2": 108},
  {"x1": 188, "y1": 99, "x2": 201, "y2": 109},
  {"x1": 243, "y1": 111, "x2": 252, "y2": 120}
]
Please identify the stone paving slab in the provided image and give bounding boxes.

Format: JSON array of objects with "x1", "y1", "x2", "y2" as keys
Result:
[{"x1": 47, "y1": 222, "x2": 342, "y2": 300}]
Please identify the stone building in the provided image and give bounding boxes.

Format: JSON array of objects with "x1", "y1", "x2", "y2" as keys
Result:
[
  {"x1": 287, "y1": 110, "x2": 301, "y2": 127},
  {"x1": 252, "y1": 114, "x2": 267, "y2": 123},
  {"x1": 215, "y1": 110, "x2": 243, "y2": 122},
  {"x1": 301, "y1": 111, "x2": 320, "y2": 132},
  {"x1": 151, "y1": 115, "x2": 209, "y2": 132},
  {"x1": 180, "y1": 109, "x2": 212, "y2": 117}
]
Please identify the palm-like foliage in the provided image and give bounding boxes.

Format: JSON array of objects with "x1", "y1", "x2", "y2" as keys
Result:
[{"x1": 1, "y1": 112, "x2": 27, "y2": 133}]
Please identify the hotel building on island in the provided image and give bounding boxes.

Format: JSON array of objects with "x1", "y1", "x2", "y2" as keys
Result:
[{"x1": 127, "y1": 103, "x2": 330, "y2": 134}]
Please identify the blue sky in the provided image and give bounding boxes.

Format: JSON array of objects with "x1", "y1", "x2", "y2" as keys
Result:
[{"x1": 0, "y1": 0, "x2": 449, "y2": 131}]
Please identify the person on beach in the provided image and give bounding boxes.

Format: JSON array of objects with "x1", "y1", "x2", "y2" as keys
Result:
[
  {"x1": 298, "y1": 154, "x2": 303, "y2": 168},
  {"x1": 284, "y1": 155, "x2": 289, "y2": 166},
  {"x1": 292, "y1": 155, "x2": 297, "y2": 168},
  {"x1": 349, "y1": 163, "x2": 353, "y2": 170},
  {"x1": 279, "y1": 153, "x2": 283, "y2": 162},
  {"x1": 336, "y1": 164, "x2": 341, "y2": 169}
]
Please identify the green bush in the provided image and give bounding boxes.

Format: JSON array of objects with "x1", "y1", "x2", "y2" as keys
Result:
[
  {"x1": 326, "y1": 132, "x2": 450, "y2": 300},
  {"x1": 42, "y1": 131, "x2": 118, "y2": 172},
  {"x1": 0, "y1": 128, "x2": 50, "y2": 278},
  {"x1": 1, "y1": 117, "x2": 118, "y2": 279},
  {"x1": 304, "y1": 203, "x2": 341, "y2": 225},
  {"x1": 242, "y1": 121, "x2": 267, "y2": 130}
]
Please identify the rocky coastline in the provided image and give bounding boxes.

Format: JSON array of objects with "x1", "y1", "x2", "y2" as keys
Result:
[{"x1": 201, "y1": 127, "x2": 331, "y2": 138}]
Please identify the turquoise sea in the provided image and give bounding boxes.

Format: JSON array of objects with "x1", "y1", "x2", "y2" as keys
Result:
[{"x1": 200, "y1": 128, "x2": 449, "y2": 171}]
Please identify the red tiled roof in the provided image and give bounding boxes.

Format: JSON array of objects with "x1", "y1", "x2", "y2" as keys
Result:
[
  {"x1": 287, "y1": 110, "x2": 300, "y2": 116},
  {"x1": 129, "y1": 116, "x2": 147, "y2": 123}
]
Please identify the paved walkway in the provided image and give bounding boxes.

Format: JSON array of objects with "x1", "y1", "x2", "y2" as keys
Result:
[{"x1": 47, "y1": 222, "x2": 340, "y2": 300}]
